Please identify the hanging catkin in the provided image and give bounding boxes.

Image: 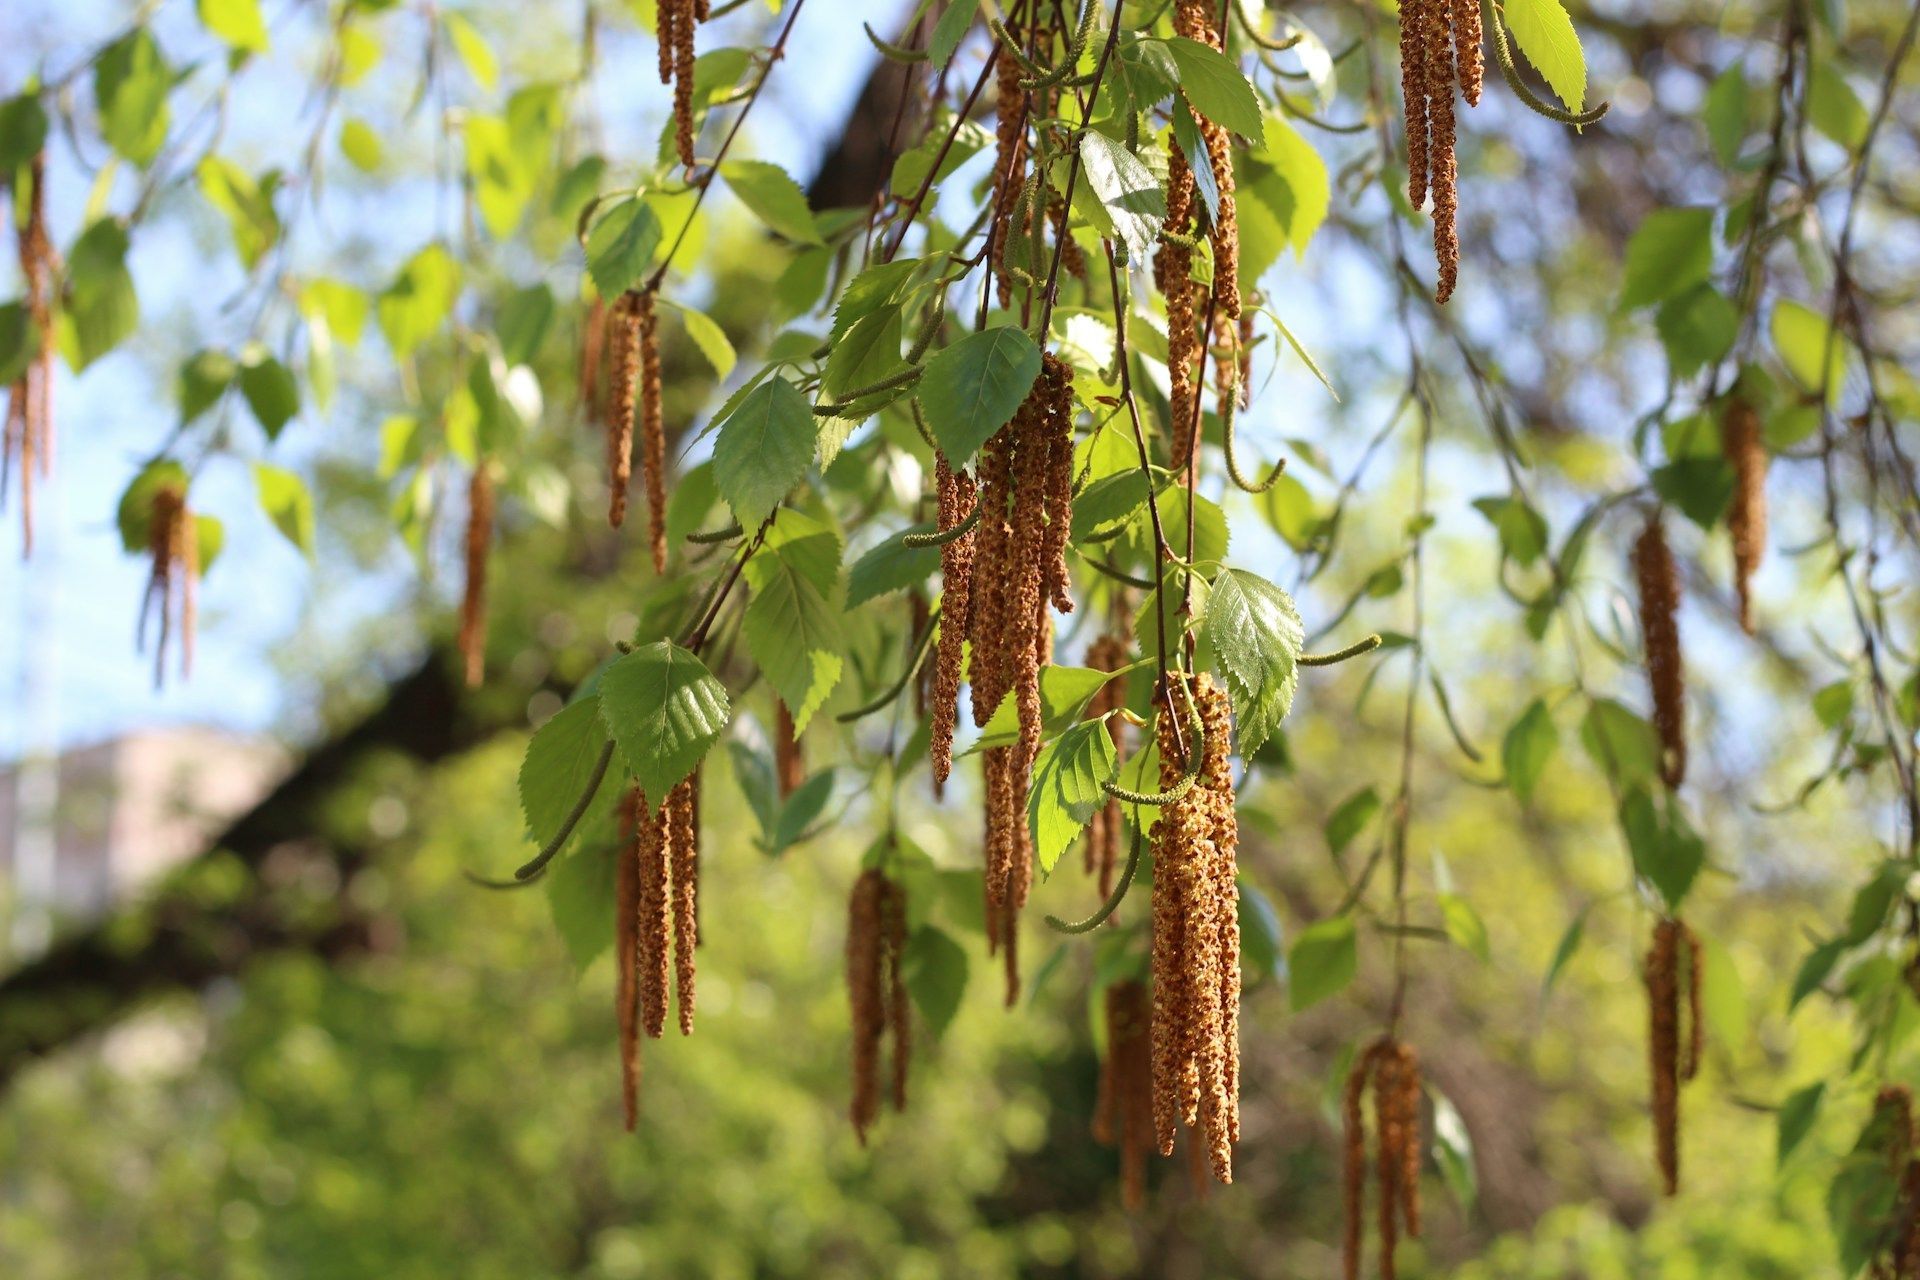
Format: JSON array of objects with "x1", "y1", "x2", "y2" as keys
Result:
[
  {"x1": 1082, "y1": 631, "x2": 1130, "y2": 901},
  {"x1": 615, "y1": 788, "x2": 645, "y2": 1130},
  {"x1": 1645, "y1": 916, "x2": 1702, "y2": 1196},
  {"x1": 667, "y1": 773, "x2": 700, "y2": 1035},
  {"x1": 847, "y1": 867, "x2": 911, "y2": 1144},
  {"x1": 931, "y1": 456, "x2": 977, "y2": 794},
  {"x1": 1157, "y1": 142, "x2": 1201, "y2": 474},
  {"x1": 1173, "y1": 0, "x2": 1239, "y2": 324},
  {"x1": 607, "y1": 292, "x2": 643, "y2": 530},
  {"x1": 3, "y1": 150, "x2": 55, "y2": 555},
  {"x1": 137, "y1": 486, "x2": 200, "y2": 690},
  {"x1": 659, "y1": 0, "x2": 701, "y2": 170},
  {"x1": 989, "y1": 9, "x2": 1032, "y2": 306},
  {"x1": 638, "y1": 291, "x2": 668, "y2": 574},
  {"x1": 1633, "y1": 514, "x2": 1687, "y2": 790},
  {"x1": 459, "y1": 463, "x2": 494, "y2": 688},
  {"x1": 1723, "y1": 397, "x2": 1767, "y2": 635},
  {"x1": 1343, "y1": 1035, "x2": 1425, "y2": 1280},
  {"x1": 1148, "y1": 673, "x2": 1240, "y2": 1183},
  {"x1": 774, "y1": 699, "x2": 804, "y2": 798},
  {"x1": 637, "y1": 789, "x2": 673, "y2": 1039},
  {"x1": 1397, "y1": 0, "x2": 1474, "y2": 303},
  {"x1": 1092, "y1": 979, "x2": 1155, "y2": 1211}
]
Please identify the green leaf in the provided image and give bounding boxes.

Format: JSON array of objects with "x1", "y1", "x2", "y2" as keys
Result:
[
  {"x1": 721, "y1": 159, "x2": 823, "y2": 245},
  {"x1": 973, "y1": 665, "x2": 1117, "y2": 751},
  {"x1": 673, "y1": 302, "x2": 736, "y2": 380},
  {"x1": 1077, "y1": 130, "x2": 1165, "y2": 262},
  {"x1": 1775, "y1": 1082, "x2": 1825, "y2": 1166},
  {"x1": 770, "y1": 769, "x2": 835, "y2": 853},
  {"x1": 444, "y1": 12, "x2": 498, "y2": 90},
  {"x1": 1841, "y1": 861, "x2": 1902, "y2": 945},
  {"x1": 1698, "y1": 934, "x2": 1747, "y2": 1047},
  {"x1": 94, "y1": 30, "x2": 171, "y2": 166},
  {"x1": 1789, "y1": 937, "x2": 1847, "y2": 1011},
  {"x1": 1070, "y1": 471, "x2": 1151, "y2": 541},
  {"x1": 1204, "y1": 568, "x2": 1303, "y2": 758},
  {"x1": 0, "y1": 301, "x2": 41, "y2": 386},
  {"x1": 1287, "y1": 915, "x2": 1357, "y2": 1012},
  {"x1": 1619, "y1": 786, "x2": 1706, "y2": 910},
  {"x1": 62, "y1": 219, "x2": 138, "y2": 370},
  {"x1": 928, "y1": 0, "x2": 976, "y2": 67},
  {"x1": 253, "y1": 463, "x2": 315, "y2": 554},
  {"x1": 0, "y1": 95, "x2": 50, "y2": 174},
  {"x1": 917, "y1": 326, "x2": 1043, "y2": 465},
  {"x1": 1579, "y1": 698, "x2": 1660, "y2": 787},
  {"x1": 1027, "y1": 720, "x2": 1118, "y2": 875},
  {"x1": 1806, "y1": 61, "x2": 1868, "y2": 149},
  {"x1": 1620, "y1": 207, "x2": 1714, "y2": 310},
  {"x1": 1541, "y1": 905, "x2": 1588, "y2": 999},
  {"x1": 1502, "y1": 698, "x2": 1558, "y2": 803},
  {"x1": 519, "y1": 696, "x2": 611, "y2": 847},
  {"x1": 1771, "y1": 299, "x2": 1848, "y2": 399},
  {"x1": 496, "y1": 283, "x2": 555, "y2": 366},
  {"x1": 338, "y1": 118, "x2": 384, "y2": 170},
  {"x1": 1703, "y1": 64, "x2": 1748, "y2": 167},
  {"x1": 1252, "y1": 112, "x2": 1329, "y2": 256},
  {"x1": 1502, "y1": 0, "x2": 1587, "y2": 112},
  {"x1": 116, "y1": 459, "x2": 189, "y2": 553},
  {"x1": 238, "y1": 348, "x2": 300, "y2": 439},
  {"x1": 1471, "y1": 495, "x2": 1549, "y2": 566},
  {"x1": 1656, "y1": 283, "x2": 1739, "y2": 378},
  {"x1": 304, "y1": 279, "x2": 369, "y2": 346},
  {"x1": 596, "y1": 641, "x2": 731, "y2": 804},
  {"x1": 198, "y1": 0, "x2": 269, "y2": 53},
  {"x1": 712, "y1": 376, "x2": 815, "y2": 527},
  {"x1": 903, "y1": 924, "x2": 969, "y2": 1036},
  {"x1": 584, "y1": 196, "x2": 663, "y2": 298},
  {"x1": 742, "y1": 538, "x2": 845, "y2": 733},
  {"x1": 377, "y1": 244, "x2": 461, "y2": 358},
  {"x1": 545, "y1": 839, "x2": 615, "y2": 971},
  {"x1": 1238, "y1": 878, "x2": 1284, "y2": 984},
  {"x1": 1324, "y1": 786, "x2": 1380, "y2": 856},
  {"x1": 1438, "y1": 894, "x2": 1491, "y2": 962},
  {"x1": 197, "y1": 156, "x2": 282, "y2": 270},
  {"x1": 845, "y1": 525, "x2": 941, "y2": 608},
  {"x1": 822, "y1": 304, "x2": 905, "y2": 400},
  {"x1": 1163, "y1": 38, "x2": 1265, "y2": 140}
]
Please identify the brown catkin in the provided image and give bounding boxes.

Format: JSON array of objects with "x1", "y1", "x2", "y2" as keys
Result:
[
  {"x1": 4, "y1": 151, "x2": 54, "y2": 555},
  {"x1": 1344, "y1": 1036, "x2": 1424, "y2": 1279},
  {"x1": 671, "y1": 0, "x2": 698, "y2": 170},
  {"x1": 1094, "y1": 979, "x2": 1155, "y2": 1211},
  {"x1": 459, "y1": 464, "x2": 494, "y2": 688},
  {"x1": 1082, "y1": 632, "x2": 1129, "y2": 899},
  {"x1": 989, "y1": 13, "x2": 1031, "y2": 307},
  {"x1": 1159, "y1": 143, "x2": 1201, "y2": 475},
  {"x1": 1204, "y1": 117, "x2": 1240, "y2": 322},
  {"x1": 931, "y1": 457, "x2": 976, "y2": 793},
  {"x1": 667, "y1": 773, "x2": 699, "y2": 1035},
  {"x1": 1399, "y1": 0, "x2": 1433, "y2": 211},
  {"x1": 774, "y1": 699, "x2": 804, "y2": 798},
  {"x1": 139, "y1": 488, "x2": 200, "y2": 689},
  {"x1": 1148, "y1": 674, "x2": 1240, "y2": 1181},
  {"x1": 847, "y1": 869, "x2": 885, "y2": 1143},
  {"x1": 1450, "y1": 0, "x2": 1484, "y2": 106},
  {"x1": 1342, "y1": 1045, "x2": 1378, "y2": 1280},
  {"x1": 1426, "y1": 18, "x2": 1461, "y2": 306},
  {"x1": 968, "y1": 431, "x2": 1017, "y2": 724},
  {"x1": 615, "y1": 789, "x2": 644, "y2": 1130},
  {"x1": 1646, "y1": 917, "x2": 1684, "y2": 1195},
  {"x1": 607, "y1": 292, "x2": 643, "y2": 530},
  {"x1": 638, "y1": 291, "x2": 668, "y2": 574},
  {"x1": 1633, "y1": 514, "x2": 1687, "y2": 790},
  {"x1": 1038, "y1": 357, "x2": 1076, "y2": 615},
  {"x1": 1723, "y1": 397, "x2": 1767, "y2": 635},
  {"x1": 637, "y1": 790, "x2": 673, "y2": 1039}
]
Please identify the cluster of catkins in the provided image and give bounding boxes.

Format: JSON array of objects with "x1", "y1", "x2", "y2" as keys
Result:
[
  {"x1": 1722, "y1": 397, "x2": 1768, "y2": 635},
  {"x1": 1867, "y1": 1086, "x2": 1920, "y2": 1279},
  {"x1": 1644, "y1": 916, "x2": 1703, "y2": 1195},
  {"x1": 988, "y1": 12, "x2": 1034, "y2": 307},
  {"x1": 846, "y1": 867, "x2": 911, "y2": 1144},
  {"x1": 1092, "y1": 979, "x2": 1155, "y2": 1211},
  {"x1": 1082, "y1": 629, "x2": 1131, "y2": 903},
  {"x1": 1398, "y1": 0, "x2": 1482, "y2": 303},
  {"x1": 931, "y1": 354, "x2": 1076, "y2": 1004},
  {"x1": 458, "y1": 464, "x2": 494, "y2": 688},
  {"x1": 1342, "y1": 1036, "x2": 1424, "y2": 1280},
  {"x1": 613, "y1": 778, "x2": 702, "y2": 1130},
  {"x1": 658, "y1": 0, "x2": 710, "y2": 171},
  {"x1": 1156, "y1": 0, "x2": 1243, "y2": 474},
  {"x1": 600, "y1": 290, "x2": 668, "y2": 572},
  {"x1": 3, "y1": 150, "x2": 55, "y2": 554},
  {"x1": 1149, "y1": 672, "x2": 1242, "y2": 1185},
  {"x1": 136, "y1": 486, "x2": 200, "y2": 690}
]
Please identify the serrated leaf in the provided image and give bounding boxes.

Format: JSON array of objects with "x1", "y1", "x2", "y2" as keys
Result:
[
  {"x1": 712, "y1": 375, "x2": 814, "y2": 527},
  {"x1": 1287, "y1": 915, "x2": 1356, "y2": 1011},
  {"x1": 519, "y1": 697, "x2": 611, "y2": 846},
  {"x1": 845, "y1": 525, "x2": 941, "y2": 608},
  {"x1": 1163, "y1": 37, "x2": 1265, "y2": 139},
  {"x1": 904, "y1": 924, "x2": 969, "y2": 1036},
  {"x1": 1503, "y1": 0, "x2": 1587, "y2": 112},
  {"x1": 1502, "y1": 698, "x2": 1558, "y2": 803},
  {"x1": 597, "y1": 641, "x2": 730, "y2": 804},
  {"x1": 1619, "y1": 785, "x2": 1705, "y2": 910},
  {"x1": 546, "y1": 839, "x2": 616, "y2": 970},
  {"x1": 1204, "y1": 568, "x2": 1303, "y2": 757},
  {"x1": 674, "y1": 302, "x2": 736, "y2": 379},
  {"x1": 585, "y1": 197, "x2": 663, "y2": 298},
  {"x1": 1027, "y1": 720, "x2": 1118, "y2": 875},
  {"x1": 973, "y1": 665, "x2": 1118, "y2": 751},
  {"x1": 1078, "y1": 130, "x2": 1165, "y2": 261},
  {"x1": 822, "y1": 303, "x2": 905, "y2": 399},
  {"x1": 253, "y1": 463, "x2": 314, "y2": 554},
  {"x1": 928, "y1": 0, "x2": 976, "y2": 67},
  {"x1": 918, "y1": 326, "x2": 1043, "y2": 464},
  {"x1": 721, "y1": 159, "x2": 823, "y2": 245},
  {"x1": 742, "y1": 540, "x2": 845, "y2": 732}
]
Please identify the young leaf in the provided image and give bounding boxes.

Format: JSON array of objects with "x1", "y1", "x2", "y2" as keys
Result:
[
  {"x1": 0, "y1": 95, "x2": 49, "y2": 174},
  {"x1": 973, "y1": 665, "x2": 1117, "y2": 751},
  {"x1": 1541, "y1": 904, "x2": 1589, "y2": 999},
  {"x1": 1620, "y1": 208, "x2": 1714, "y2": 310},
  {"x1": 63, "y1": 219, "x2": 140, "y2": 370},
  {"x1": 377, "y1": 245, "x2": 461, "y2": 358},
  {"x1": 1502, "y1": 0, "x2": 1588, "y2": 113},
  {"x1": 1163, "y1": 38, "x2": 1265, "y2": 140},
  {"x1": 1438, "y1": 893, "x2": 1491, "y2": 962},
  {"x1": 253, "y1": 463, "x2": 315, "y2": 555},
  {"x1": 1502, "y1": 698, "x2": 1558, "y2": 804},
  {"x1": 585, "y1": 197, "x2": 663, "y2": 298},
  {"x1": 845, "y1": 525, "x2": 940, "y2": 608},
  {"x1": 742, "y1": 538, "x2": 846, "y2": 733},
  {"x1": 239, "y1": 349, "x2": 300, "y2": 439},
  {"x1": 1027, "y1": 720, "x2": 1118, "y2": 875},
  {"x1": 917, "y1": 326, "x2": 1043, "y2": 464},
  {"x1": 198, "y1": 0, "x2": 269, "y2": 54},
  {"x1": 94, "y1": 30, "x2": 171, "y2": 167},
  {"x1": 1204, "y1": 568, "x2": 1304, "y2": 758},
  {"x1": 712, "y1": 376, "x2": 815, "y2": 527},
  {"x1": 1324, "y1": 786, "x2": 1380, "y2": 856},
  {"x1": 903, "y1": 925, "x2": 969, "y2": 1036},
  {"x1": 546, "y1": 839, "x2": 616, "y2": 971},
  {"x1": 1287, "y1": 915, "x2": 1357, "y2": 1012},
  {"x1": 597, "y1": 642, "x2": 731, "y2": 804},
  {"x1": 721, "y1": 160, "x2": 824, "y2": 246},
  {"x1": 1078, "y1": 130, "x2": 1165, "y2": 262},
  {"x1": 519, "y1": 696, "x2": 612, "y2": 847}
]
